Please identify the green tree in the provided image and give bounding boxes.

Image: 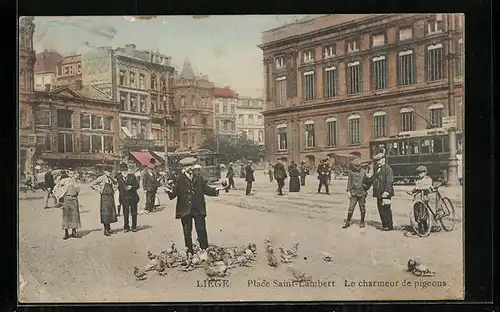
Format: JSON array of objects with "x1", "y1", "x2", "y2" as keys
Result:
[{"x1": 200, "y1": 132, "x2": 264, "y2": 164}]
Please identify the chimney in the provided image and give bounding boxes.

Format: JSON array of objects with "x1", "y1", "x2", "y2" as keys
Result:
[
  {"x1": 75, "y1": 79, "x2": 83, "y2": 90},
  {"x1": 44, "y1": 84, "x2": 51, "y2": 92}
]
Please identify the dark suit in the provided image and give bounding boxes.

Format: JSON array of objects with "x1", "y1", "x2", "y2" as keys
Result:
[
  {"x1": 167, "y1": 172, "x2": 219, "y2": 251},
  {"x1": 273, "y1": 163, "x2": 287, "y2": 195},
  {"x1": 244, "y1": 165, "x2": 255, "y2": 195},
  {"x1": 372, "y1": 163, "x2": 395, "y2": 230},
  {"x1": 226, "y1": 166, "x2": 235, "y2": 189},
  {"x1": 317, "y1": 163, "x2": 330, "y2": 194},
  {"x1": 142, "y1": 170, "x2": 160, "y2": 212},
  {"x1": 117, "y1": 173, "x2": 140, "y2": 230}
]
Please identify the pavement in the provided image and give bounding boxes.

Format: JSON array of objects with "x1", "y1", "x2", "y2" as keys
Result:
[{"x1": 18, "y1": 172, "x2": 464, "y2": 302}]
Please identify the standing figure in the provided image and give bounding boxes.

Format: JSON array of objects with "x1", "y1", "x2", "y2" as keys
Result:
[
  {"x1": 226, "y1": 162, "x2": 236, "y2": 189},
  {"x1": 114, "y1": 169, "x2": 123, "y2": 216},
  {"x1": 239, "y1": 162, "x2": 246, "y2": 178},
  {"x1": 299, "y1": 160, "x2": 308, "y2": 186},
  {"x1": 165, "y1": 157, "x2": 227, "y2": 257},
  {"x1": 267, "y1": 161, "x2": 274, "y2": 182},
  {"x1": 90, "y1": 166, "x2": 118, "y2": 236},
  {"x1": 53, "y1": 171, "x2": 82, "y2": 240},
  {"x1": 23, "y1": 172, "x2": 35, "y2": 193},
  {"x1": 116, "y1": 163, "x2": 140, "y2": 232},
  {"x1": 244, "y1": 160, "x2": 255, "y2": 196},
  {"x1": 326, "y1": 158, "x2": 333, "y2": 185},
  {"x1": 288, "y1": 162, "x2": 300, "y2": 192},
  {"x1": 317, "y1": 159, "x2": 330, "y2": 194},
  {"x1": 273, "y1": 158, "x2": 287, "y2": 196},
  {"x1": 343, "y1": 159, "x2": 371, "y2": 229},
  {"x1": 143, "y1": 158, "x2": 160, "y2": 212},
  {"x1": 44, "y1": 169, "x2": 56, "y2": 208},
  {"x1": 371, "y1": 153, "x2": 395, "y2": 231}
]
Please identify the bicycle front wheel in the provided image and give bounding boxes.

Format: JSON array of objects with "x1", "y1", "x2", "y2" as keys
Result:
[
  {"x1": 439, "y1": 197, "x2": 456, "y2": 231},
  {"x1": 410, "y1": 200, "x2": 433, "y2": 237}
]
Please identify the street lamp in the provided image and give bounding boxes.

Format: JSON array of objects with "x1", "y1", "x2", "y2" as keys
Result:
[{"x1": 162, "y1": 93, "x2": 169, "y2": 172}]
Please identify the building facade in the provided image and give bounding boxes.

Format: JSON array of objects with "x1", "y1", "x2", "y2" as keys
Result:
[
  {"x1": 34, "y1": 50, "x2": 63, "y2": 92},
  {"x1": 173, "y1": 60, "x2": 215, "y2": 150},
  {"x1": 236, "y1": 96, "x2": 265, "y2": 145},
  {"x1": 213, "y1": 87, "x2": 239, "y2": 141},
  {"x1": 54, "y1": 54, "x2": 82, "y2": 87},
  {"x1": 31, "y1": 82, "x2": 121, "y2": 168},
  {"x1": 82, "y1": 44, "x2": 176, "y2": 163},
  {"x1": 19, "y1": 16, "x2": 37, "y2": 176},
  {"x1": 259, "y1": 14, "x2": 464, "y2": 168}
]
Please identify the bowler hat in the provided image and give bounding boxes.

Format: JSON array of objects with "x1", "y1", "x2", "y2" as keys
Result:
[
  {"x1": 193, "y1": 164, "x2": 202, "y2": 169},
  {"x1": 119, "y1": 163, "x2": 128, "y2": 170},
  {"x1": 373, "y1": 153, "x2": 385, "y2": 161},
  {"x1": 179, "y1": 157, "x2": 197, "y2": 166}
]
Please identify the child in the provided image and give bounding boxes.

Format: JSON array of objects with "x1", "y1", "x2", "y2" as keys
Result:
[
  {"x1": 411, "y1": 165, "x2": 433, "y2": 201},
  {"x1": 343, "y1": 159, "x2": 370, "y2": 229}
]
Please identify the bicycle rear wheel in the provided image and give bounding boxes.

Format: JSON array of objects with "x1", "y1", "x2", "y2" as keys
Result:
[
  {"x1": 410, "y1": 200, "x2": 433, "y2": 237},
  {"x1": 439, "y1": 197, "x2": 455, "y2": 231}
]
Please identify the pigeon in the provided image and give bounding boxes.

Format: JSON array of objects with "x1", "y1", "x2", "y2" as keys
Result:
[
  {"x1": 155, "y1": 260, "x2": 167, "y2": 276},
  {"x1": 407, "y1": 259, "x2": 435, "y2": 277},
  {"x1": 322, "y1": 252, "x2": 333, "y2": 262},
  {"x1": 147, "y1": 251, "x2": 155, "y2": 260},
  {"x1": 203, "y1": 263, "x2": 220, "y2": 279},
  {"x1": 287, "y1": 267, "x2": 311, "y2": 282},
  {"x1": 284, "y1": 243, "x2": 299, "y2": 257},
  {"x1": 133, "y1": 266, "x2": 147, "y2": 281},
  {"x1": 267, "y1": 253, "x2": 279, "y2": 267}
]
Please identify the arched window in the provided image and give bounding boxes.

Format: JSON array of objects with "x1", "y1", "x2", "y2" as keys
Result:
[
  {"x1": 400, "y1": 108, "x2": 415, "y2": 131},
  {"x1": 429, "y1": 103, "x2": 444, "y2": 128},
  {"x1": 276, "y1": 123, "x2": 287, "y2": 151},
  {"x1": 304, "y1": 120, "x2": 315, "y2": 148},
  {"x1": 151, "y1": 74, "x2": 157, "y2": 89},
  {"x1": 373, "y1": 111, "x2": 387, "y2": 138},
  {"x1": 348, "y1": 114, "x2": 361, "y2": 144},
  {"x1": 325, "y1": 117, "x2": 337, "y2": 146}
]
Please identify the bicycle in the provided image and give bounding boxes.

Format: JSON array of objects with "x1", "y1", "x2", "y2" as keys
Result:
[{"x1": 407, "y1": 182, "x2": 456, "y2": 237}]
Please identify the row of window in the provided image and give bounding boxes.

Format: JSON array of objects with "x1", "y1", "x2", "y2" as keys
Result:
[
  {"x1": 240, "y1": 129, "x2": 264, "y2": 142},
  {"x1": 216, "y1": 120, "x2": 236, "y2": 131},
  {"x1": 179, "y1": 96, "x2": 212, "y2": 109},
  {"x1": 276, "y1": 41, "x2": 464, "y2": 104},
  {"x1": 275, "y1": 107, "x2": 444, "y2": 151},
  {"x1": 237, "y1": 114, "x2": 263, "y2": 125},
  {"x1": 119, "y1": 92, "x2": 149, "y2": 114},
  {"x1": 275, "y1": 15, "x2": 462, "y2": 69},
  {"x1": 215, "y1": 103, "x2": 237, "y2": 114},
  {"x1": 120, "y1": 118, "x2": 150, "y2": 139},
  {"x1": 34, "y1": 109, "x2": 113, "y2": 131},
  {"x1": 182, "y1": 116, "x2": 209, "y2": 127},
  {"x1": 38, "y1": 132, "x2": 113, "y2": 154},
  {"x1": 118, "y1": 70, "x2": 170, "y2": 91}
]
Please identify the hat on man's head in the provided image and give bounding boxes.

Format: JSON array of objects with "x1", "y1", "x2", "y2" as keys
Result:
[
  {"x1": 351, "y1": 159, "x2": 362, "y2": 166},
  {"x1": 229, "y1": 162, "x2": 233, "y2": 165},
  {"x1": 179, "y1": 157, "x2": 197, "y2": 167},
  {"x1": 119, "y1": 163, "x2": 128, "y2": 170},
  {"x1": 373, "y1": 153, "x2": 385, "y2": 161},
  {"x1": 193, "y1": 164, "x2": 202, "y2": 169},
  {"x1": 416, "y1": 165, "x2": 428, "y2": 173}
]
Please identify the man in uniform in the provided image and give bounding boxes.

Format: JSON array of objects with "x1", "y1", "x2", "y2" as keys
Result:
[
  {"x1": 317, "y1": 158, "x2": 330, "y2": 194},
  {"x1": 273, "y1": 157, "x2": 287, "y2": 196},
  {"x1": 165, "y1": 157, "x2": 227, "y2": 256},
  {"x1": 371, "y1": 153, "x2": 395, "y2": 231},
  {"x1": 244, "y1": 160, "x2": 255, "y2": 196},
  {"x1": 142, "y1": 158, "x2": 160, "y2": 212}
]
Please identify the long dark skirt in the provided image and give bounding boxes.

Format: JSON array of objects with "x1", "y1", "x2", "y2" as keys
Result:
[
  {"x1": 62, "y1": 197, "x2": 81, "y2": 229},
  {"x1": 289, "y1": 177, "x2": 301, "y2": 192},
  {"x1": 100, "y1": 194, "x2": 118, "y2": 225}
]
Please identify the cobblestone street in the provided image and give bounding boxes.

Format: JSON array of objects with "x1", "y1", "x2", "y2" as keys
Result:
[{"x1": 19, "y1": 171, "x2": 464, "y2": 302}]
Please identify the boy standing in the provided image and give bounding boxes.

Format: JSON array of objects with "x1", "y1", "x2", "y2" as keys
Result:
[{"x1": 343, "y1": 159, "x2": 370, "y2": 229}]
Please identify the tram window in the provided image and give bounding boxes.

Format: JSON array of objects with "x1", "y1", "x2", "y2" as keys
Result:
[
  {"x1": 409, "y1": 140, "x2": 420, "y2": 154},
  {"x1": 420, "y1": 139, "x2": 431, "y2": 154},
  {"x1": 388, "y1": 142, "x2": 399, "y2": 156},
  {"x1": 205, "y1": 156, "x2": 215, "y2": 166},
  {"x1": 431, "y1": 138, "x2": 443, "y2": 153},
  {"x1": 399, "y1": 140, "x2": 411, "y2": 155}
]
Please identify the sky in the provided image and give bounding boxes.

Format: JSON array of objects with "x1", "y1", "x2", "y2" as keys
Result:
[{"x1": 32, "y1": 15, "x2": 319, "y2": 98}]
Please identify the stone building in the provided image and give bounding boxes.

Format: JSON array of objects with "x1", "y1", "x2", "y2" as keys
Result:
[
  {"x1": 213, "y1": 86, "x2": 239, "y2": 141},
  {"x1": 31, "y1": 81, "x2": 121, "y2": 168},
  {"x1": 236, "y1": 96, "x2": 265, "y2": 145},
  {"x1": 173, "y1": 59, "x2": 215, "y2": 150},
  {"x1": 82, "y1": 44, "x2": 176, "y2": 164},
  {"x1": 34, "y1": 50, "x2": 63, "y2": 91},
  {"x1": 19, "y1": 16, "x2": 37, "y2": 176},
  {"x1": 259, "y1": 14, "x2": 464, "y2": 168}
]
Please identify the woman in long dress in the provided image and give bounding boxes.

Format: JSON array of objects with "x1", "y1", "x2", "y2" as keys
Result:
[
  {"x1": 288, "y1": 162, "x2": 301, "y2": 192},
  {"x1": 91, "y1": 166, "x2": 118, "y2": 236},
  {"x1": 53, "y1": 171, "x2": 82, "y2": 240}
]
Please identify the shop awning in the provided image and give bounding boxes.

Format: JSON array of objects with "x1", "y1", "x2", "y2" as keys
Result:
[{"x1": 130, "y1": 151, "x2": 158, "y2": 169}]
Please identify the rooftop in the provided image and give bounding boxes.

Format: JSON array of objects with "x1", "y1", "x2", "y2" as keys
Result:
[
  {"x1": 34, "y1": 50, "x2": 63, "y2": 73},
  {"x1": 213, "y1": 87, "x2": 238, "y2": 98}
]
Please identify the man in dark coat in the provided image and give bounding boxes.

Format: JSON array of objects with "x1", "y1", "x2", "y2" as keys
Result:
[
  {"x1": 299, "y1": 160, "x2": 308, "y2": 186},
  {"x1": 44, "y1": 169, "x2": 56, "y2": 208},
  {"x1": 142, "y1": 158, "x2": 160, "y2": 212},
  {"x1": 165, "y1": 157, "x2": 227, "y2": 255},
  {"x1": 273, "y1": 158, "x2": 287, "y2": 196},
  {"x1": 317, "y1": 158, "x2": 330, "y2": 194},
  {"x1": 226, "y1": 162, "x2": 236, "y2": 190},
  {"x1": 371, "y1": 153, "x2": 395, "y2": 231},
  {"x1": 244, "y1": 160, "x2": 255, "y2": 196},
  {"x1": 116, "y1": 163, "x2": 140, "y2": 232}
]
